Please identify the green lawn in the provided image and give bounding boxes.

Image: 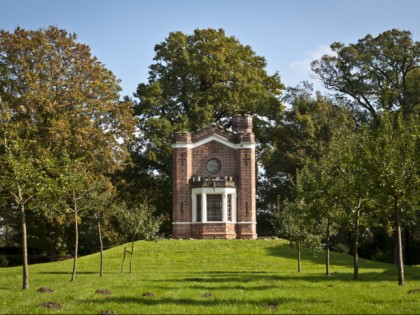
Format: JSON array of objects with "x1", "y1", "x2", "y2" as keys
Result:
[{"x1": 1, "y1": 239, "x2": 419, "y2": 314}]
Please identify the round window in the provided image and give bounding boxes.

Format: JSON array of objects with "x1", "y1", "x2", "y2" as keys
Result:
[{"x1": 206, "y1": 158, "x2": 222, "y2": 174}]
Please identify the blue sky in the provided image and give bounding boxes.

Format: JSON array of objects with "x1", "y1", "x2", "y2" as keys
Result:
[{"x1": 2, "y1": 0, "x2": 420, "y2": 97}]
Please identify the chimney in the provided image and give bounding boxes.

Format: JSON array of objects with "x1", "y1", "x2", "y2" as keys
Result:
[{"x1": 232, "y1": 114, "x2": 253, "y2": 133}]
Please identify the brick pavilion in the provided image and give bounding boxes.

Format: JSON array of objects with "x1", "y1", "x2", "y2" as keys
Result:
[{"x1": 172, "y1": 114, "x2": 257, "y2": 239}]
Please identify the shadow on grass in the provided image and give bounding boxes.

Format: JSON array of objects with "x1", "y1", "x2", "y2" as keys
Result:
[
  {"x1": 38, "y1": 271, "x2": 97, "y2": 275},
  {"x1": 150, "y1": 269, "x2": 406, "y2": 285},
  {"x1": 79, "y1": 295, "x2": 329, "y2": 309},
  {"x1": 266, "y1": 243, "x2": 398, "y2": 270}
]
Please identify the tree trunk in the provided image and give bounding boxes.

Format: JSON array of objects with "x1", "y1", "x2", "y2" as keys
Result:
[
  {"x1": 71, "y1": 211, "x2": 78, "y2": 282},
  {"x1": 325, "y1": 222, "x2": 330, "y2": 276},
  {"x1": 394, "y1": 196, "x2": 405, "y2": 286},
  {"x1": 20, "y1": 201, "x2": 29, "y2": 290},
  {"x1": 129, "y1": 241, "x2": 134, "y2": 274},
  {"x1": 353, "y1": 209, "x2": 360, "y2": 280},
  {"x1": 121, "y1": 247, "x2": 127, "y2": 273},
  {"x1": 297, "y1": 242, "x2": 301, "y2": 273},
  {"x1": 98, "y1": 219, "x2": 104, "y2": 277}
]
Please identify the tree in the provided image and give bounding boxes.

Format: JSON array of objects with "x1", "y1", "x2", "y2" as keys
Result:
[
  {"x1": 0, "y1": 26, "x2": 135, "y2": 173},
  {"x1": 261, "y1": 82, "x2": 354, "y2": 217},
  {"x1": 55, "y1": 158, "x2": 93, "y2": 282},
  {"x1": 117, "y1": 200, "x2": 167, "y2": 274},
  {"x1": 0, "y1": 25, "x2": 135, "y2": 264},
  {"x1": 296, "y1": 155, "x2": 345, "y2": 276},
  {"x1": 367, "y1": 113, "x2": 420, "y2": 285},
  {"x1": 89, "y1": 178, "x2": 120, "y2": 277},
  {"x1": 311, "y1": 29, "x2": 420, "y2": 120},
  {"x1": 0, "y1": 135, "x2": 52, "y2": 289},
  {"x1": 277, "y1": 195, "x2": 322, "y2": 273},
  {"x1": 320, "y1": 129, "x2": 376, "y2": 280},
  {"x1": 132, "y1": 28, "x2": 284, "y2": 223}
]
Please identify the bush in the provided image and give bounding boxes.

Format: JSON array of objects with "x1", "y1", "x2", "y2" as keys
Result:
[
  {"x1": 0, "y1": 254, "x2": 9, "y2": 267},
  {"x1": 332, "y1": 243, "x2": 350, "y2": 254}
]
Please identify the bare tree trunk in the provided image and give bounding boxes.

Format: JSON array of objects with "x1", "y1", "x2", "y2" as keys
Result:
[
  {"x1": 71, "y1": 210, "x2": 78, "y2": 282},
  {"x1": 121, "y1": 247, "x2": 126, "y2": 273},
  {"x1": 394, "y1": 196, "x2": 405, "y2": 286},
  {"x1": 20, "y1": 200, "x2": 29, "y2": 290},
  {"x1": 325, "y1": 222, "x2": 330, "y2": 276},
  {"x1": 98, "y1": 219, "x2": 104, "y2": 277},
  {"x1": 129, "y1": 241, "x2": 134, "y2": 274},
  {"x1": 353, "y1": 208, "x2": 360, "y2": 280},
  {"x1": 297, "y1": 242, "x2": 301, "y2": 273}
]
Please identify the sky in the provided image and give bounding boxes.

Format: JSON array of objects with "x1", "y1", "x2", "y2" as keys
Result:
[{"x1": 2, "y1": 0, "x2": 420, "y2": 97}]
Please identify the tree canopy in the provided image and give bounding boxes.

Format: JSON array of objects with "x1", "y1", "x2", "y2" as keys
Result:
[
  {"x1": 129, "y1": 28, "x2": 285, "y2": 223},
  {"x1": 0, "y1": 26, "x2": 135, "y2": 173},
  {"x1": 311, "y1": 29, "x2": 420, "y2": 119}
]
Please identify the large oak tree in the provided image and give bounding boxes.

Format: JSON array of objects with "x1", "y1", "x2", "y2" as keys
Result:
[
  {"x1": 311, "y1": 29, "x2": 420, "y2": 120},
  {"x1": 129, "y1": 28, "x2": 285, "y2": 222}
]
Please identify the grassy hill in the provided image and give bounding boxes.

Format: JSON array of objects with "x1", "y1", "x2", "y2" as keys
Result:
[{"x1": 0, "y1": 239, "x2": 419, "y2": 314}]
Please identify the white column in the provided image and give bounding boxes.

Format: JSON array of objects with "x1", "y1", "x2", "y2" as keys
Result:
[
  {"x1": 233, "y1": 192, "x2": 237, "y2": 223},
  {"x1": 191, "y1": 194, "x2": 196, "y2": 223},
  {"x1": 222, "y1": 191, "x2": 228, "y2": 222},
  {"x1": 202, "y1": 193, "x2": 207, "y2": 223}
]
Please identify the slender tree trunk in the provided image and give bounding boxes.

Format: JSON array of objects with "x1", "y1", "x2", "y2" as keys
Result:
[
  {"x1": 129, "y1": 240, "x2": 134, "y2": 274},
  {"x1": 297, "y1": 242, "x2": 301, "y2": 273},
  {"x1": 325, "y1": 222, "x2": 330, "y2": 276},
  {"x1": 353, "y1": 208, "x2": 360, "y2": 280},
  {"x1": 394, "y1": 196, "x2": 405, "y2": 286},
  {"x1": 71, "y1": 210, "x2": 78, "y2": 282},
  {"x1": 98, "y1": 219, "x2": 104, "y2": 277},
  {"x1": 19, "y1": 199, "x2": 29, "y2": 290},
  {"x1": 121, "y1": 247, "x2": 126, "y2": 273}
]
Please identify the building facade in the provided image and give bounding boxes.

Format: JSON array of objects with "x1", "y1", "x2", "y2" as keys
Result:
[{"x1": 172, "y1": 114, "x2": 257, "y2": 239}]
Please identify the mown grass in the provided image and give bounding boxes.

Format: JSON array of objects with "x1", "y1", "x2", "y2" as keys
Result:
[{"x1": 1, "y1": 239, "x2": 419, "y2": 314}]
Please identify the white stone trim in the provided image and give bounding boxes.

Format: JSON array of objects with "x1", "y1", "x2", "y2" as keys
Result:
[
  {"x1": 236, "y1": 222, "x2": 257, "y2": 224},
  {"x1": 172, "y1": 134, "x2": 255, "y2": 149},
  {"x1": 191, "y1": 187, "x2": 237, "y2": 223}
]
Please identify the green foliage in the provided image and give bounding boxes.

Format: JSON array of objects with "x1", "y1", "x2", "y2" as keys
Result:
[
  {"x1": 287, "y1": 111, "x2": 420, "y2": 283},
  {"x1": 0, "y1": 26, "x2": 136, "y2": 284},
  {"x1": 0, "y1": 26, "x2": 135, "y2": 173},
  {"x1": 260, "y1": 83, "x2": 355, "y2": 215},
  {"x1": 311, "y1": 29, "x2": 420, "y2": 119},
  {"x1": 117, "y1": 200, "x2": 168, "y2": 242},
  {"x1": 132, "y1": 28, "x2": 285, "y2": 223},
  {"x1": 136, "y1": 28, "x2": 284, "y2": 134}
]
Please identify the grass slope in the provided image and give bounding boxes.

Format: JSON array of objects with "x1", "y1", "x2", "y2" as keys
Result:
[{"x1": 0, "y1": 239, "x2": 419, "y2": 314}]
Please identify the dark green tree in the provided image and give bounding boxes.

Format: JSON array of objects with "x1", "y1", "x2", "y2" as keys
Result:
[
  {"x1": 132, "y1": 28, "x2": 285, "y2": 223},
  {"x1": 311, "y1": 29, "x2": 420, "y2": 119},
  {"x1": 367, "y1": 113, "x2": 420, "y2": 285},
  {"x1": 260, "y1": 82, "x2": 355, "y2": 215}
]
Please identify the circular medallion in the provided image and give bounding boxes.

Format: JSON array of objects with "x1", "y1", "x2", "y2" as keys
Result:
[{"x1": 206, "y1": 158, "x2": 222, "y2": 174}]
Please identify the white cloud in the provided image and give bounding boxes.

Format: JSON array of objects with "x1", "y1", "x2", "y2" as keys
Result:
[{"x1": 288, "y1": 45, "x2": 334, "y2": 90}]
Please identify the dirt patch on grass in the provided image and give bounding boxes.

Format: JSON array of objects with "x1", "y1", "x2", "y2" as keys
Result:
[
  {"x1": 185, "y1": 277, "x2": 204, "y2": 282},
  {"x1": 95, "y1": 289, "x2": 112, "y2": 295},
  {"x1": 37, "y1": 287, "x2": 54, "y2": 293},
  {"x1": 202, "y1": 292, "x2": 213, "y2": 298},
  {"x1": 98, "y1": 310, "x2": 117, "y2": 314},
  {"x1": 267, "y1": 303, "x2": 277, "y2": 311},
  {"x1": 407, "y1": 288, "x2": 420, "y2": 294},
  {"x1": 142, "y1": 292, "x2": 155, "y2": 298},
  {"x1": 38, "y1": 301, "x2": 62, "y2": 309}
]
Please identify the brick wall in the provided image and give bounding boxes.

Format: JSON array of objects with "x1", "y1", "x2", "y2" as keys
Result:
[{"x1": 172, "y1": 115, "x2": 257, "y2": 239}]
